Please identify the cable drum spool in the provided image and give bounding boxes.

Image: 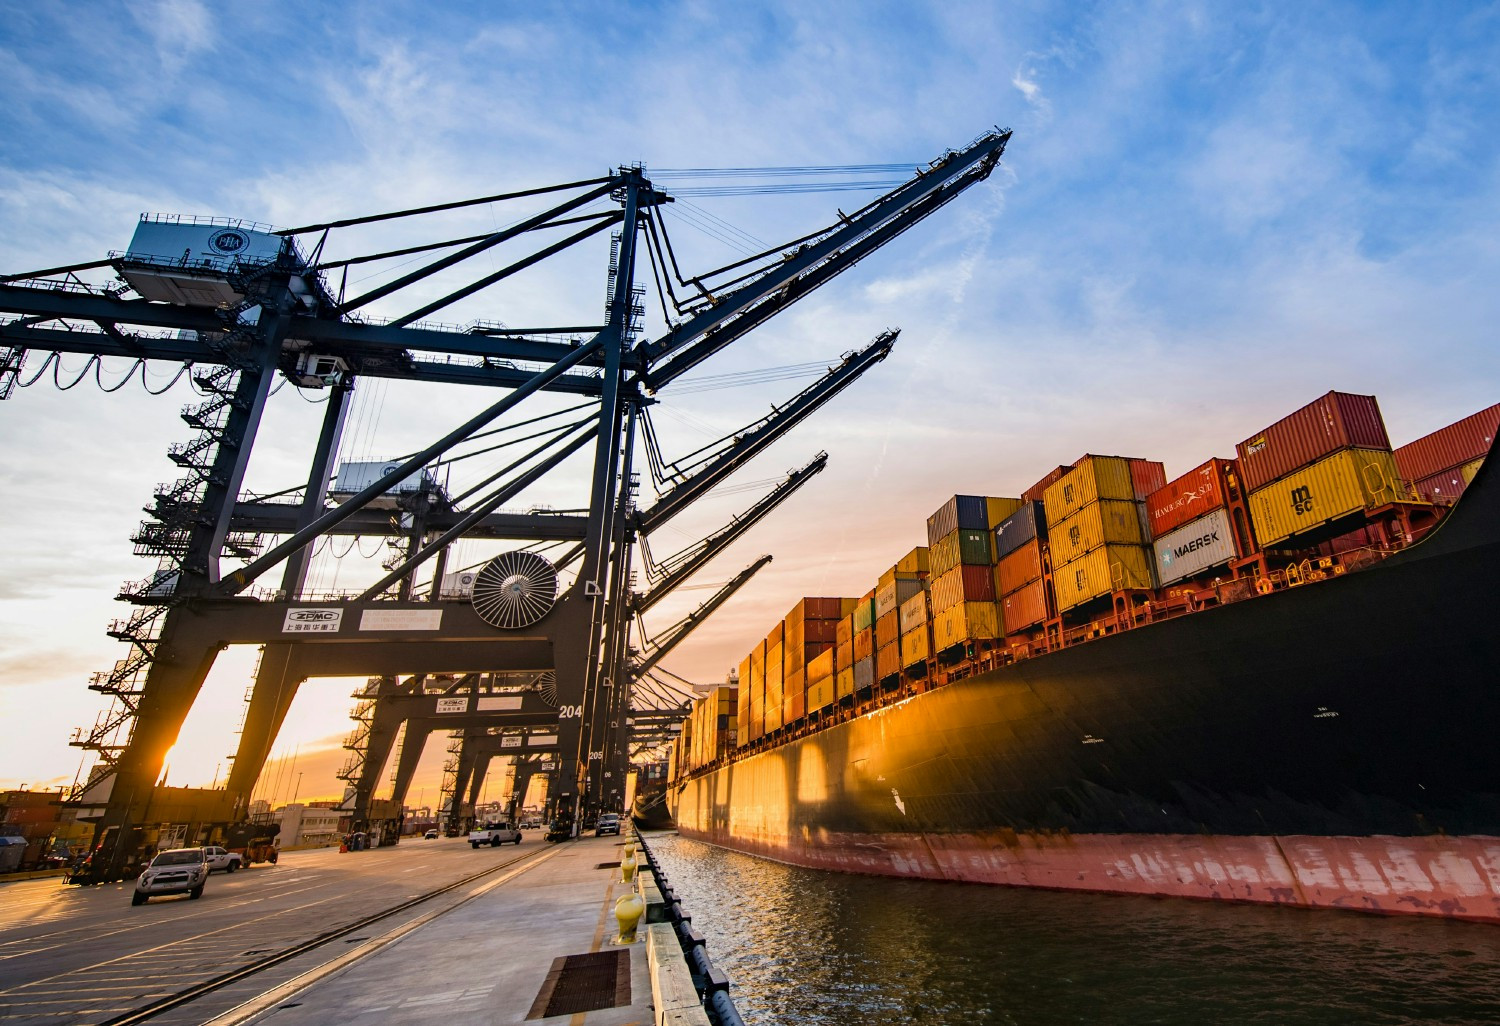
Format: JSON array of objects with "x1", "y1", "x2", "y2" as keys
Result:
[{"x1": 471, "y1": 551, "x2": 558, "y2": 629}]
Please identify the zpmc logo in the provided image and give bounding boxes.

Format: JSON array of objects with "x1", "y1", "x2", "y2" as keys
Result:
[{"x1": 1290, "y1": 485, "x2": 1314, "y2": 516}]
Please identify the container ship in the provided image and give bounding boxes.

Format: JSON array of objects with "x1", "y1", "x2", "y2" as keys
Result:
[{"x1": 667, "y1": 392, "x2": 1500, "y2": 923}]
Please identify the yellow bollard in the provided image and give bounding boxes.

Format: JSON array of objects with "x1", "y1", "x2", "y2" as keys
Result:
[
  {"x1": 622, "y1": 840, "x2": 636, "y2": 858},
  {"x1": 614, "y1": 892, "x2": 645, "y2": 944},
  {"x1": 620, "y1": 851, "x2": 638, "y2": 883}
]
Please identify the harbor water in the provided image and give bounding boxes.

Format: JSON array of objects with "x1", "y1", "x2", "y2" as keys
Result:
[{"x1": 646, "y1": 833, "x2": 1500, "y2": 1025}]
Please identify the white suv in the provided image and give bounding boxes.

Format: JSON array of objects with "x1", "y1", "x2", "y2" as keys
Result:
[{"x1": 133, "y1": 848, "x2": 208, "y2": 905}]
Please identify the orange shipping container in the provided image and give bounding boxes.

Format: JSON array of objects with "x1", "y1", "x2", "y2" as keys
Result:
[
  {"x1": 854, "y1": 627, "x2": 874, "y2": 662},
  {"x1": 1001, "y1": 579, "x2": 1050, "y2": 633},
  {"x1": 835, "y1": 614, "x2": 854, "y2": 648},
  {"x1": 995, "y1": 539, "x2": 1043, "y2": 597},
  {"x1": 876, "y1": 641, "x2": 902, "y2": 682},
  {"x1": 807, "y1": 648, "x2": 835, "y2": 685},
  {"x1": 876, "y1": 609, "x2": 901, "y2": 649}
]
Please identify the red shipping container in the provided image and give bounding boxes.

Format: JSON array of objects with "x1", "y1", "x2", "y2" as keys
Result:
[
  {"x1": 1127, "y1": 458, "x2": 1167, "y2": 500},
  {"x1": 1236, "y1": 391, "x2": 1390, "y2": 492},
  {"x1": 875, "y1": 610, "x2": 901, "y2": 649},
  {"x1": 1001, "y1": 578, "x2": 1049, "y2": 633},
  {"x1": 805, "y1": 619, "x2": 838, "y2": 645},
  {"x1": 931, "y1": 563, "x2": 996, "y2": 613},
  {"x1": 1147, "y1": 458, "x2": 1237, "y2": 538},
  {"x1": 876, "y1": 641, "x2": 902, "y2": 682},
  {"x1": 996, "y1": 539, "x2": 1043, "y2": 597},
  {"x1": 1023, "y1": 464, "x2": 1073, "y2": 504},
  {"x1": 1394, "y1": 402, "x2": 1500, "y2": 483},
  {"x1": 1414, "y1": 464, "x2": 1475, "y2": 503}
]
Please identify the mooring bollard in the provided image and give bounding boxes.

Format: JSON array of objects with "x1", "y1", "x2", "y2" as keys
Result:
[
  {"x1": 620, "y1": 850, "x2": 638, "y2": 883},
  {"x1": 614, "y1": 891, "x2": 644, "y2": 943}
]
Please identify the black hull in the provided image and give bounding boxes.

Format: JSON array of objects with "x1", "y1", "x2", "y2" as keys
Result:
[{"x1": 674, "y1": 441, "x2": 1500, "y2": 918}]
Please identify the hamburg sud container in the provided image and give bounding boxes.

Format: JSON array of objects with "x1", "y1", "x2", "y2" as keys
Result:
[
  {"x1": 1235, "y1": 391, "x2": 1390, "y2": 493},
  {"x1": 1147, "y1": 458, "x2": 1237, "y2": 539},
  {"x1": 1001, "y1": 577, "x2": 1049, "y2": 633},
  {"x1": 1054, "y1": 544, "x2": 1156, "y2": 612},
  {"x1": 1046, "y1": 499, "x2": 1147, "y2": 565},
  {"x1": 898, "y1": 590, "x2": 930, "y2": 635},
  {"x1": 1247, "y1": 448, "x2": 1405, "y2": 547},
  {"x1": 993, "y1": 502, "x2": 1046, "y2": 561},
  {"x1": 1153, "y1": 507, "x2": 1240, "y2": 586},
  {"x1": 1394, "y1": 402, "x2": 1500, "y2": 484}
]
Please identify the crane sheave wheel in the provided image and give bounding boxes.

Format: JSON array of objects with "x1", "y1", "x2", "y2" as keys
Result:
[
  {"x1": 471, "y1": 551, "x2": 558, "y2": 629},
  {"x1": 536, "y1": 671, "x2": 558, "y2": 707}
]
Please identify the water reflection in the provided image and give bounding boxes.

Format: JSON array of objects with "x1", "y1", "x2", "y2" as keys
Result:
[{"x1": 647, "y1": 833, "x2": 1500, "y2": 1026}]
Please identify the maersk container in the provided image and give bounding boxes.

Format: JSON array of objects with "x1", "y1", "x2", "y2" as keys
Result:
[
  {"x1": 875, "y1": 609, "x2": 901, "y2": 650},
  {"x1": 1047, "y1": 499, "x2": 1147, "y2": 565},
  {"x1": 853, "y1": 592, "x2": 876, "y2": 633},
  {"x1": 1000, "y1": 578, "x2": 1049, "y2": 633},
  {"x1": 932, "y1": 600, "x2": 1001, "y2": 652},
  {"x1": 930, "y1": 563, "x2": 995, "y2": 614},
  {"x1": 901, "y1": 624, "x2": 931, "y2": 666},
  {"x1": 1147, "y1": 457, "x2": 1238, "y2": 538},
  {"x1": 1043, "y1": 455, "x2": 1166, "y2": 523},
  {"x1": 876, "y1": 641, "x2": 902, "y2": 682},
  {"x1": 898, "y1": 590, "x2": 930, "y2": 634},
  {"x1": 1395, "y1": 403, "x2": 1500, "y2": 484},
  {"x1": 926, "y1": 495, "x2": 990, "y2": 543},
  {"x1": 1236, "y1": 391, "x2": 1390, "y2": 492},
  {"x1": 1153, "y1": 507, "x2": 1239, "y2": 586},
  {"x1": 807, "y1": 648, "x2": 835, "y2": 687},
  {"x1": 836, "y1": 665, "x2": 855, "y2": 700},
  {"x1": 993, "y1": 502, "x2": 1046, "y2": 561},
  {"x1": 806, "y1": 676, "x2": 835, "y2": 712},
  {"x1": 875, "y1": 576, "x2": 923, "y2": 619},
  {"x1": 1247, "y1": 448, "x2": 1406, "y2": 547},
  {"x1": 995, "y1": 539, "x2": 1043, "y2": 597},
  {"x1": 930, "y1": 527, "x2": 994, "y2": 575},
  {"x1": 1053, "y1": 544, "x2": 1156, "y2": 612},
  {"x1": 853, "y1": 656, "x2": 875, "y2": 691}
]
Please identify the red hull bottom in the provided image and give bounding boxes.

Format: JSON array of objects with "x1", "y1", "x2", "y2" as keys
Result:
[{"x1": 677, "y1": 827, "x2": 1500, "y2": 923}]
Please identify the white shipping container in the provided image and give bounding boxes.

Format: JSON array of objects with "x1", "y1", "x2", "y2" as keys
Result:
[{"x1": 1152, "y1": 507, "x2": 1238, "y2": 586}]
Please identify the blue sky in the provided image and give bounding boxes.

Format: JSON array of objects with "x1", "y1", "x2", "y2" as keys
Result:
[{"x1": 2, "y1": 1, "x2": 1498, "y2": 801}]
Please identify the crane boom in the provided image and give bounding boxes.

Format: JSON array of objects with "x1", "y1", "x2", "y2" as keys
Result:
[{"x1": 633, "y1": 555, "x2": 772, "y2": 676}]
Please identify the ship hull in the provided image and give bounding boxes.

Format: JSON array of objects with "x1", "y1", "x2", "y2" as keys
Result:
[{"x1": 674, "y1": 447, "x2": 1500, "y2": 922}]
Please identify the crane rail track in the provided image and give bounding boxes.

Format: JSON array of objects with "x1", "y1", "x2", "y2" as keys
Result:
[{"x1": 94, "y1": 847, "x2": 544, "y2": 1026}]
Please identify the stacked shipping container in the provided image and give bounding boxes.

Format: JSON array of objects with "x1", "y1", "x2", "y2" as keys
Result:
[
  {"x1": 1395, "y1": 402, "x2": 1499, "y2": 503},
  {"x1": 926, "y1": 495, "x2": 1017, "y2": 655},
  {"x1": 1042, "y1": 456, "x2": 1164, "y2": 612},
  {"x1": 1147, "y1": 458, "x2": 1247, "y2": 586},
  {"x1": 678, "y1": 684, "x2": 738, "y2": 774}
]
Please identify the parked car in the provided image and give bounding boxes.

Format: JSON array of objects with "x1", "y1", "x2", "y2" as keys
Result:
[
  {"x1": 133, "y1": 848, "x2": 208, "y2": 905},
  {"x1": 202, "y1": 845, "x2": 244, "y2": 873},
  {"x1": 423, "y1": 829, "x2": 439, "y2": 839},
  {"x1": 594, "y1": 813, "x2": 621, "y2": 837}
]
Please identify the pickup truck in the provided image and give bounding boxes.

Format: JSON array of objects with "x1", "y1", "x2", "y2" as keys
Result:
[
  {"x1": 468, "y1": 822, "x2": 521, "y2": 848},
  {"x1": 203, "y1": 845, "x2": 244, "y2": 872}
]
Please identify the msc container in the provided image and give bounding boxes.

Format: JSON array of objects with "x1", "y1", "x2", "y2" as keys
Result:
[
  {"x1": 995, "y1": 539, "x2": 1043, "y2": 597},
  {"x1": 1053, "y1": 544, "x2": 1156, "y2": 612},
  {"x1": 1236, "y1": 391, "x2": 1390, "y2": 492},
  {"x1": 1147, "y1": 457, "x2": 1237, "y2": 538},
  {"x1": 836, "y1": 665, "x2": 855, "y2": 700},
  {"x1": 876, "y1": 641, "x2": 902, "y2": 682},
  {"x1": 901, "y1": 624, "x2": 931, "y2": 666},
  {"x1": 853, "y1": 626, "x2": 874, "y2": 662},
  {"x1": 898, "y1": 590, "x2": 930, "y2": 634},
  {"x1": 993, "y1": 502, "x2": 1046, "y2": 561},
  {"x1": 1247, "y1": 448, "x2": 1405, "y2": 547},
  {"x1": 807, "y1": 676, "x2": 835, "y2": 712},
  {"x1": 1000, "y1": 578, "x2": 1049, "y2": 633},
  {"x1": 875, "y1": 576, "x2": 924, "y2": 619},
  {"x1": 987, "y1": 496, "x2": 1024, "y2": 529},
  {"x1": 927, "y1": 495, "x2": 990, "y2": 543},
  {"x1": 853, "y1": 655, "x2": 875, "y2": 691},
  {"x1": 930, "y1": 527, "x2": 994, "y2": 574},
  {"x1": 1023, "y1": 464, "x2": 1073, "y2": 503},
  {"x1": 930, "y1": 563, "x2": 996, "y2": 614},
  {"x1": 1395, "y1": 403, "x2": 1500, "y2": 484},
  {"x1": 1043, "y1": 455, "x2": 1166, "y2": 523},
  {"x1": 875, "y1": 609, "x2": 901, "y2": 650},
  {"x1": 1153, "y1": 507, "x2": 1239, "y2": 586},
  {"x1": 852, "y1": 592, "x2": 877, "y2": 633},
  {"x1": 932, "y1": 600, "x2": 1001, "y2": 651},
  {"x1": 1047, "y1": 499, "x2": 1148, "y2": 565},
  {"x1": 807, "y1": 648, "x2": 835, "y2": 687}
]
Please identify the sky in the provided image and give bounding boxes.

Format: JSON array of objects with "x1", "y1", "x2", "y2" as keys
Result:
[{"x1": 2, "y1": 1, "x2": 1498, "y2": 808}]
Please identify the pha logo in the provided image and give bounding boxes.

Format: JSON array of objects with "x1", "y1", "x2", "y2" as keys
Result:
[
  {"x1": 208, "y1": 228, "x2": 249, "y2": 254},
  {"x1": 1290, "y1": 485, "x2": 1314, "y2": 516}
]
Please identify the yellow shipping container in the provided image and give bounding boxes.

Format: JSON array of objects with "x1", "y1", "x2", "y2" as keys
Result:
[
  {"x1": 807, "y1": 648, "x2": 835, "y2": 685},
  {"x1": 986, "y1": 496, "x2": 1024, "y2": 528},
  {"x1": 1043, "y1": 455, "x2": 1138, "y2": 523},
  {"x1": 1462, "y1": 457, "x2": 1485, "y2": 485},
  {"x1": 899, "y1": 590, "x2": 930, "y2": 634},
  {"x1": 1247, "y1": 448, "x2": 1404, "y2": 547},
  {"x1": 896, "y1": 546, "x2": 931, "y2": 575},
  {"x1": 901, "y1": 624, "x2": 931, "y2": 666},
  {"x1": 836, "y1": 666, "x2": 855, "y2": 700},
  {"x1": 1053, "y1": 544, "x2": 1156, "y2": 612},
  {"x1": 766, "y1": 643, "x2": 784, "y2": 689},
  {"x1": 932, "y1": 600, "x2": 1002, "y2": 651},
  {"x1": 807, "y1": 677, "x2": 835, "y2": 712},
  {"x1": 1048, "y1": 499, "x2": 1147, "y2": 565}
]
